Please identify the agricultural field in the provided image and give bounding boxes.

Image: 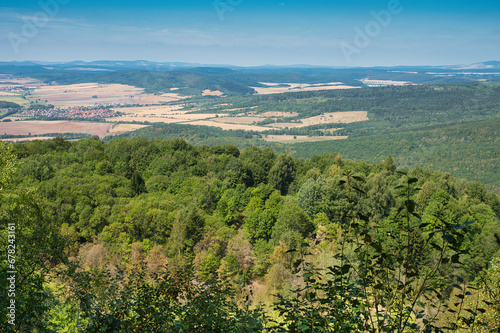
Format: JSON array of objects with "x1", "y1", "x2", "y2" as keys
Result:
[
  {"x1": 108, "y1": 104, "x2": 220, "y2": 123},
  {"x1": 266, "y1": 111, "x2": 369, "y2": 128},
  {"x1": 28, "y1": 83, "x2": 187, "y2": 107},
  {"x1": 251, "y1": 82, "x2": 360, "y2": 94},
  {"x1": 262, "y1": 134, "x2": 348, "y2": 143},
  {"x1": 106, "y1": 123, "x2": 150, "y2": 136},
  {"x1": 182, "y1": 119, "x2": 272, "y2": 132},
  {"x1": 0, "y1": 120, "x2": 114, "y2": 138},
  {"x1": 0, "y1": 76, "x2": 45, "y2": 88},
  {"x1": 0, "y1": 91, "x2": 30, "y2": 106},
  {"x1": 202, "y1": 89, "x2": 224, "y2": 96},
  {"x1": 360, "y1": 79, "x2": 413, "y2": 87},
  {"x1": 0, "y1": 136, "x2": 55, "y2": 142}
]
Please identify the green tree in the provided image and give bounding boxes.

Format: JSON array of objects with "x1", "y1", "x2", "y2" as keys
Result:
[
  {"x1": 130, "y1": 170, "x2": 146, "y2": 196},
  {"x1": 0, "y1": 142, "x2": 69, "y2": 332},
  {"x1": 268, "y1": 154, "x2": 296, "y2": 195}
]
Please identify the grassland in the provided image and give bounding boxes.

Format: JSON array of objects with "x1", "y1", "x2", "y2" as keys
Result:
[{"x1": 0, "y1": 91, "x2": 30, "y2": 106}]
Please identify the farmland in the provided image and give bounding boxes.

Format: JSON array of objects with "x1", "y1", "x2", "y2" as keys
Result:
[
  {"x1": 251, "y1": 82, "x2": 361, "y2": 94},
  {"x1": 27, "y1": 83, "x2": 187, "y2": 107},
  {"x1": 0, "y1": 120, "x2": 114, "y2": 138}
]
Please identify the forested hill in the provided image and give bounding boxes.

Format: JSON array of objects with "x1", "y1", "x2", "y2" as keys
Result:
[
  {"x1": 1, "y1": 137, "x2": 500, "y2": 331},
  {"x1": 2, "y1": 62, "x2": 499, "y2": 96},
  {"x1": 115, "y1": 82, "x2": 500, "y2": 192}
]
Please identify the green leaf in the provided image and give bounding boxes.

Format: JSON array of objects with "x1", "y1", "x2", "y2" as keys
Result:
[
  {"x1": 352, "y1": 186, "x2": 366, "y2": 194},
  {"x1": 442, "y1": 234, "x2": 455, "y2": 244},
  {"x1": 341, "y1": 264, "x2": 351, "y2": 274},
  {"x1": 451, "y1": 224, "x2": 465, "y2": 230},
  {"x1": 405, "y1": 200, "x2": 415, "y2": 213},
  {"x1": 408, "y1": 177, "x2": 418, "y2": 184}
]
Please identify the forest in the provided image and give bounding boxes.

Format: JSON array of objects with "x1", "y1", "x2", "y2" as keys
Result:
[
  {"x1": 1, "y1": 137, "x2": 500, "y2": 332},
  {"x1": 117, "y1": 82, "x2": 500, "y2": 193}
]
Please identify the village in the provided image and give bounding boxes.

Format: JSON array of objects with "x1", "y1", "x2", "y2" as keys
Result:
[{"x1": 21, "y1": 106, "x2": 120, "y2": 119}]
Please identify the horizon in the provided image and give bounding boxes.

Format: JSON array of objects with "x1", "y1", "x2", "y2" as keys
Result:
[
  {"x1": 2, "y1": 59, "x2": 500, "y2": 70},
  {"x1": 1, "y1": 0, "x2": 500, "y2": 67}
]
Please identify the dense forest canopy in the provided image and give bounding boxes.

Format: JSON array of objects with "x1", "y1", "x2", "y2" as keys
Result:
[
  {"x1": 1, "y1": 137, "x2": 500, "y2": 332},
  {"x1": 115, "y1": 82, "x2": 500, "y2": 192}
]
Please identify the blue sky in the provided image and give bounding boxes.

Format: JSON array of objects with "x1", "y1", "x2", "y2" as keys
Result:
[{"x1": 1, "y1": 0, "x2": 499, "y2": 66}]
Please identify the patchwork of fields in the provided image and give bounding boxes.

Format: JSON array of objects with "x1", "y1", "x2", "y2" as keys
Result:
[
  {"x1": 0, "y1": 77, "x2": 370, "y2": 140},
  {"x1": 28, "y1": 83, "x2": 187, "y2": 107},
  {"x1": 251, "y1": 82, "x2": 361, "y2": 94}
]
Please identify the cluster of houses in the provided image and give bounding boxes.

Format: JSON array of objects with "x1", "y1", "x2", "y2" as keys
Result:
[
  {"x1": 22, "y1": 107, "x2": 119, "y2": 119},
  {"x1": 0, "y1": 86, "x2": 25, "y2": 93}
]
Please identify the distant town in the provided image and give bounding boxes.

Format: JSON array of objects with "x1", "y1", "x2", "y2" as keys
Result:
[{"x1": 21, "y1": 106, "x2": 121, "y2": 119}]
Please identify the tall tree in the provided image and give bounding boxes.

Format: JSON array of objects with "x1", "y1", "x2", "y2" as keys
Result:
[{"x1": 268, "y1": 154, "x2": 296, "y2": 195}]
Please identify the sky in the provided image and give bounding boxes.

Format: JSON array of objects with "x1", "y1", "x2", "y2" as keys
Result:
[{"x1": 1, "y1": 0, "x2": 499, "y2": 67}]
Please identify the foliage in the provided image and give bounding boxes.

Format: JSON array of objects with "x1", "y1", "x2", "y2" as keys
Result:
[{"x1": 2, "y1": 137, "x2": 500, "y2": 331}]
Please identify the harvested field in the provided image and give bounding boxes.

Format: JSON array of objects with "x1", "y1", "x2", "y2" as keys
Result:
[
  {"x1": 256, "y1": 111, "x2": 299, "y2": 117},
  {"x1": 267, "y1": 111, "x2": 368, "y2": 128},
  {"x1": 0, "y1": 91, "x2": 21, "y2": 96},
  {"x1": 0, "y1": 92, "x2": 30, "y2": 106},
  {"x1": 29, "y1": 83, "x2": 187, "y2": 107},
  {"x1": 263, "y1": 135, "x2": 348, "y2": 143},
  {"x1": 361, "y1": 79, "x2": 411, "y2": 87},
  {"x1": 212, "y1": 116, "x2": 261, "y2": 125},
  {"x1": 1, "y1": 136, "x2": 55, "y2": 142},
  {"x1": 211, "y1": 111, "x2": 300, "y2": 125},
  {"x1": 0, "y1": 121, "x2": 113, "y2": 138},
  {"x1": 252, "y1": 82, "x2": 360, "y2": 95},
  {"x1": 113, "y1": 104, "x2": 185, "y2": 115},
  {"x1": 183, "y1": 120, "x2": 272, "y2": 132},
  {"x1": 108, "y1": 104, "x2": 221, "y2": 123},
  {"x1": 106, "y1": 123, "x2": 150, "y2": 136},
  {"x1": 0, "y1": 77, "x2": 45, "y2": 88},
  {"x1": 202, "y1": 89, "x2": 224, "y2": 96}
]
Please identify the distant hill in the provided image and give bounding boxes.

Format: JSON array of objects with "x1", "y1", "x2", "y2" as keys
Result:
[{"x1": 1, "y1": 60, "x2": 499, "y2": 96}]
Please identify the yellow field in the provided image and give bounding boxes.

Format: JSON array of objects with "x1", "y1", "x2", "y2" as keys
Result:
[
  {"x1": 212, "y1": 116, "x2": 262, "y2": 125},
  {"x1": 267, "y1": 111, "x2": 368, "y2": 128},
  {"x1": 0, "y1": 120, "x2": 113, "y2": 138},
  {"x1": 360, "y1": 79, "x2": 411, "y2": 87},
  {"x1": 28, "y1": 83, "x2": 187, "y2": 107},
  {"x1": 0, "y1": 77, "x2": 45, "y2": 88},
  {"x1": 256, "y1": 111, "x2": 299, "y2": 117},
  {"x1": 263, "y1": 135, "x2": 348, "y2": 143},
  {"x1": 106, "y1": 123, "x2": 150, "y2": 136},
  {"x1": 108, "y1": 104, "x2": 220, "y2": 123},
  {"x1": 251, "y1": 82, "x2": 360, "y2": 94},
  {"x1": 0, "y1": 120, "x2": 147, "y2": 138},
  {"x1": 1, "y1": 136, "x2": 55, "y2": 142},
  {"x1": 0, "y1": 92, "x2": 30, "y2": 106},
  {"x1": 202, "y1": 89, "x2": 224, "y2": 96},
  {"x1": 183, "y1": 120, "x2": 272, "y2": 132}
]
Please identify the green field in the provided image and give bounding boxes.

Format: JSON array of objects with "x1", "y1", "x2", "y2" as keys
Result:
[{"x1": 0, "y1": 93, "x2": 29, "y2": 106}]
